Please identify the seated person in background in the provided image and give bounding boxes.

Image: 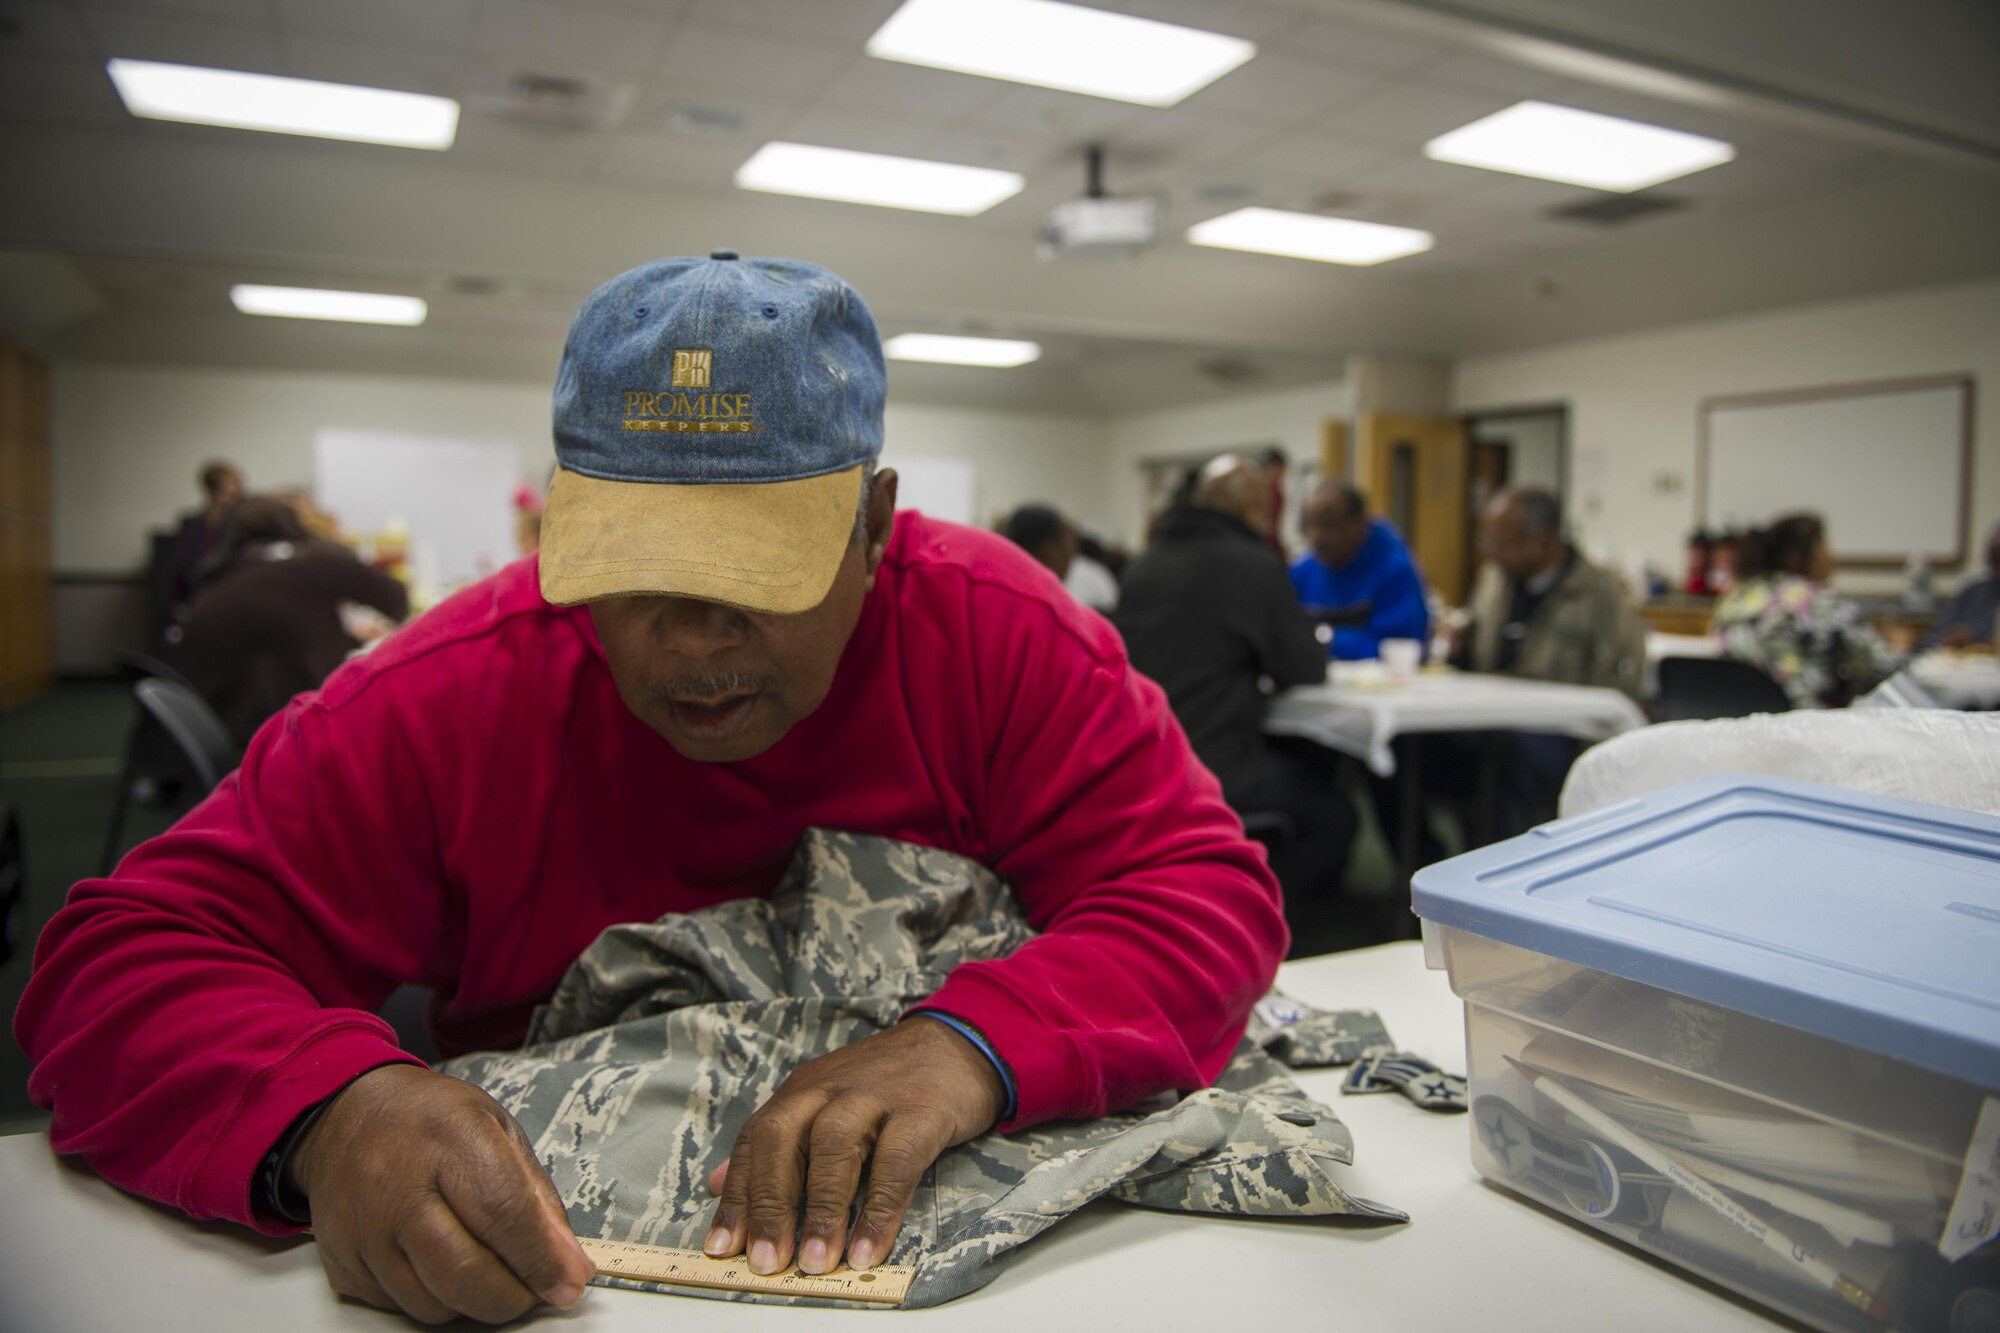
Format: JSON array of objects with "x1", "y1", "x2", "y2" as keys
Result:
[
  {"x1": 18, "y1": 254, "x2": 1283, "y2": 1325},
  {"x1": 1459, "y1": 486, "x2": 1644, "y2": 698},
  {"x1": 1715, "y1": 512, "x2": 1900, "y2": 708},
  {"x1": 1003, "y1": 503, "x2": 1120, "y2": 613},
  {"x1": 1923, "y1": 521, "x2": 1999, "y2": 650},
  {"x1": 1445, "y1": 487, "x2": 1646, "y2": 833},
  {"x1": 173, "y1": 495, "x2": 410, "y2": 747},
  {"x1": 1001, "y1": 503, "x2": 1077, "y2": 583},
  {"x1": 1289, "y1": 480, "x2": 1430, "y2": 660},
  {"x1": 1115, "y1": 455, "x2": 1353, "y2": 921},
  {"x1": 1066, "y1": 530, "x2": 1122, "y2": 613}
]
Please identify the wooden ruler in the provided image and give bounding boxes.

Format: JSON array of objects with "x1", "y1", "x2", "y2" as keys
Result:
[{"x1": 579, "y1": 1237, "x2": 916, "y2": 1305}]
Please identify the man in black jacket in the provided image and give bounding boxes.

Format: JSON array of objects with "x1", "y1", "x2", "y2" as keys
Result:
[{"x1": 1116, "y1": 456, "x2": 1353, "y2": 922}]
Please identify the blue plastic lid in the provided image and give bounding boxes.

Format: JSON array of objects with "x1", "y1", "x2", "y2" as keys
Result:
[{"x1": 1412, "y1": 775, "x2": 2000, "y2": 1089}]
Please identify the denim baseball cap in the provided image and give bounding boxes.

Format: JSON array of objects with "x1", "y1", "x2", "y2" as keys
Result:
[{"x1": 539, "y1": 251, "x2": 886, "y2": 613}]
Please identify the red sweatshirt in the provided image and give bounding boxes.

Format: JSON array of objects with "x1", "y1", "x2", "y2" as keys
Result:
[{"x1": 16, "y1": 513, "x2": 1286, "y2": 1233}]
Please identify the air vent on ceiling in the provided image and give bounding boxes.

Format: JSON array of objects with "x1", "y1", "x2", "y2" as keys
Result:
[
  {"x1": 444, "y1": 275, "x2": 505, "y2": 297},
  {"x1": 1197, "y1": 357, "x2": 1263, "y2": 386},
  {"x1": 668, "y1": 105, "x2": 745, "y2": 138},
  {"x1": 474, "y1": 71, "x2": 635, "y2": 132},
  {"x1": 1549, "y1": 193, "x2": 1688, "y2": 226}
]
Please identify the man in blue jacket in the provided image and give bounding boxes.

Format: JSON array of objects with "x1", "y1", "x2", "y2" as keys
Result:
[{"x1": 1290, "y1": 481, "x2": 1430, "y2": 659}]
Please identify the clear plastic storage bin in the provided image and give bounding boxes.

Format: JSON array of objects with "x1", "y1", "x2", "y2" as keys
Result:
[{"x1": 1412, "y1": 776, "x2": 1999, "y2": 1333}]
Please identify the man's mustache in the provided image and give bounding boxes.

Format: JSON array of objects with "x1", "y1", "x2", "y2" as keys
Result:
[{"x1": 655, "y1": 670, "x2": 775, "y2": 699}]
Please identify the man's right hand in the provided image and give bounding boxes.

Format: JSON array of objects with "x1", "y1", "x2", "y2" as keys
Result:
[{"x1": 287, "y1": 1064, "x2": 596, "y2": 1325}]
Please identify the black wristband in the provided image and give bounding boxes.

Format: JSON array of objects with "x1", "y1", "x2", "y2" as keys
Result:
[{"x1": 258, "y1": 1093, "x2": 338, "y2": 1226}]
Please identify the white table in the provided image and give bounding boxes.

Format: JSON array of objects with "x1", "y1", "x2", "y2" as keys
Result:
[
  {"x1": 1908, "y1": 651, "x2": 2000, "y2": 709},
  {"x1": 0, "y1": 943, "x2": 1788, "y2": 1333},
  {"x1": 1266, "y1": 666, "x2": 1649, "y2": 778}
]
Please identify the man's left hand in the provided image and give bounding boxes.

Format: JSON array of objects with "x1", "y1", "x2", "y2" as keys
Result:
[{"x1": 702, "y1": 1017, "x2": 1005, "y2": 1277}]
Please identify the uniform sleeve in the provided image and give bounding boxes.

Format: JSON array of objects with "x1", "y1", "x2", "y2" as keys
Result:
[
  {"x1": 12, "y1": 688, "x2": 443, "y2": 1233},
  {"x1": 916, "y1": 584, "x2": 1289, "y2": 1131}
]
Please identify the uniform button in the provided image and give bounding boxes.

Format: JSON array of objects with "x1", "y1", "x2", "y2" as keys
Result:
[{"x1": 710, "y1": 248, "x2": 740, "y2": 261}]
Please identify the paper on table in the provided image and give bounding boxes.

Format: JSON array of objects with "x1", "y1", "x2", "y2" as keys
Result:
[{"x1": 1940, "y1": 1096, "x2": 2000, "y2": 1262}]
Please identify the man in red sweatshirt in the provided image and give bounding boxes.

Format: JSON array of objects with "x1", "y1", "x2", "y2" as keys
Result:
[{"x1": 16, "y1": 252, "x2": 1287, "y2": 1325}]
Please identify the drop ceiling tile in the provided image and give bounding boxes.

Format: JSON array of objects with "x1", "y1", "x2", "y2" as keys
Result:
[
  {"x1": 1341, "y1": 151, "x2": 1498, "y2": 200},
  {"x1": 1101, "y1": 104, "x2": 1280, "y2": 173},
  {"x1": 1, "y1": 0, "x2": 98, "y2": 58},
  {"x1": 1281, "y1": 12, "x2": 1458, "y2": 73},
  {"x1": 1105, "y1": 0, "x2": 1310, "y2": 43},
  {"x1": 0, "y1": 52, "x2": 132, "y2": 126},
  {"x1": 448, "y1": 112, "x2": 614, "y2": 178},
  {"x1": 279, "y1": 33, "x2": 465, "y2": 96},
  {"x1": 475, "y1": 0, "x2": 676, "y2": 80},
  {"x1": 653, "y1": 20, "x2": 853, "y2": 99},
  {"x1": 81, "y1": 8, "x2": 283, "y2": 71},
  {"x1": 965, "y1": 84, "x2": 1149, "y2": 143},
  {"x1": 1188, "y1": 51, "x2": 1390, "y2": 123},
  {"x1": 628, "y1": 74, "x2": 795, "y2": 141},
  {"x1": 77, "y1": 0, "x2": 273, "y2": 22},
  {"x1": 1457, "y1": 169, "x2": 1607, "y2": 214},
  {"x1": 1232, "y1": 129, "x2": 1385, "y2": 183},
  {"x1": 815, "y1": 57, "x2": 1005, "y2": 123},
  {"x1": 1413, "y1": 50, "x2": 1567, "y2": 100},
  {"x1": 691, "y1": 0, "x2": 902, "y2": 42},
  {"x1": 1320, "y1": 78, "x2": 1514, "y2": 148},
  {"x1": 272, "y1": 0, "x2": 476, "y2": 51},
  {"x1": 595, "y1": 130, "x2": 747, "y2": 192},
  {"x1": 911, "y1": 126, "x2": 1070, "y2": 175},
  {"x1": 773, "y1": 104, "x2": 938, "y2": 157}
]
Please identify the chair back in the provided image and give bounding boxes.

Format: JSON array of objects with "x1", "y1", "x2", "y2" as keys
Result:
[
  {"x1": 133, "y1": 678, "x2": 238, "y2": 797},
  {"x1": 115, "y1": 651, "x2": 198, "y2": 693},
  {"x1": 1655, "y1": 656, "x2": 1794, "y2": 722}
]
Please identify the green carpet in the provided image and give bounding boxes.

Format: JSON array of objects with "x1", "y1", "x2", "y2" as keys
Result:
[{"x1": 1, "y1": 681, "x2": 178, "y2": 1132}]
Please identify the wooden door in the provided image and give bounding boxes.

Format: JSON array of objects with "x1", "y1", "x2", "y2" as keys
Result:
[
  {"x1": 0, "y1": 339, "x2": 53, "y2": 710},
  {"x1": 1359, "y1": 412, "x2": 1469, "y2": 605}
]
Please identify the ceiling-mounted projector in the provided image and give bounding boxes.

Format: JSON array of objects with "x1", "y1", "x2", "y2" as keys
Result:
[{"x1": 1036, "y1": 145, "x2": 1158, "y2": 261}]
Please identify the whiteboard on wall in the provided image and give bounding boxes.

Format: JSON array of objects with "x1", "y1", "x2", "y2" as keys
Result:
[
  {"x1": 313, "y1": 429, "x2": 519, "y2": 589},
  {"x1": 881, "y1": 453, "x2": 976, "y2": 525},
  {"x1": 1699, "y1": 376, "x2": 1971, "y2": 566}
]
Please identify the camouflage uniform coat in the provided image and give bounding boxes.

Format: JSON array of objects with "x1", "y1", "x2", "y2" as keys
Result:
[{"x1": 442, "y1": 830, "x2": 1405, "y2": 1308}]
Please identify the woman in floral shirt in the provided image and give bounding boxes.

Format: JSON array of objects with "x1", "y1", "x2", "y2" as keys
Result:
[{"x1": 1714, "y1": 513, "x2": 1901, "y2": 708}]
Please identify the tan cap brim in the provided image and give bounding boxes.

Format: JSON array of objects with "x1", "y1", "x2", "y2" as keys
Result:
[{"x1": 538, "y1": 464, "x2": 862, "y2": 614}]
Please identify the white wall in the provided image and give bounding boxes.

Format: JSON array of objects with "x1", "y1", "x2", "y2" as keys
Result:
[
  {"x1": 53, "y1": 364, "x2": 554, "y2": 572},
  {"x1": 1453, "y1": 277, "x2": 2000, "y2": 594},
  {"x1": 1102, "y1": 379, "x2": 1351, "y2": 549},
  {"x1": 51, "y1": 363, "x2": 1113, "y2": 572},
  {"x1": 881, "y1": 402, "x2": 1110, "y2": 536}
]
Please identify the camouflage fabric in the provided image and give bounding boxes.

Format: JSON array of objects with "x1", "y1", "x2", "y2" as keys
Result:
[{"x1": 441, "y1": 830, "x2": 1404, "y2": 1309}]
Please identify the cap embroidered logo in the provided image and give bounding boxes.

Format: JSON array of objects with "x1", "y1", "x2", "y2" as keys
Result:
[{"x1": 672, "y1": 349, "x2": 712, "y2": 388}]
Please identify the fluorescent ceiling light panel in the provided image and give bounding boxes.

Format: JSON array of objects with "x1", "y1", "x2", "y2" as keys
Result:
[
  {"x1": 230, "y1": 285, "x2": 427, "y2": 326},
  {"x1": 1425, "y1": 100, "x2": 1734, "y2": 191},
  {"x1": 884, "y1": 334, "x2": 1042, "y2": 367},
  {"x1": 1185, "y1": 208, "x2": 1433, "y2": 266},
  {"x1": 867, "y1": 0, "x2": 1254, "y2": 107},
  {"x1": 107, "y1": 58, "x2": 459, "y2": 149},
  {"x1": 735, "y1": 142, "x2": 1023, "y2": 215}
]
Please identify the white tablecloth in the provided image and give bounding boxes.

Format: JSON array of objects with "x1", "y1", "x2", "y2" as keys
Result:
[
  {"x1": 1266, "y1": 667, "x2": 1649, "y2": 776},
  {"x1": 1908, "y1": 651, "x2": 2000, "y2": 709},
  {"x1": 0, "y1": 942, "x2": 1793, "y2": 1333}
]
